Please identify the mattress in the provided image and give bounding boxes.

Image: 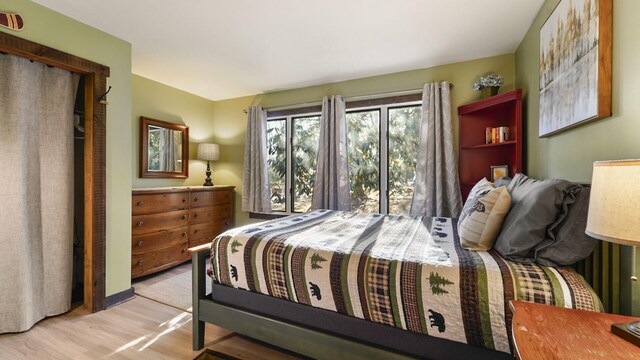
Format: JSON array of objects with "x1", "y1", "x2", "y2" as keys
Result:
[{"x1": 209, "y1": 210, "x2": 601, "y2": 353}]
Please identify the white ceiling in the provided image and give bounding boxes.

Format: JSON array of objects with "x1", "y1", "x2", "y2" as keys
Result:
[{"x1": 33, "y1": 0, "x2": 544, "y2": 101}]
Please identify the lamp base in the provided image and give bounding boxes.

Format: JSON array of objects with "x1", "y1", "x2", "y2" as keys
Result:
[
  {"x1": 612, "y1": 321, "x2": 640, "y2": 347},
  {"x1": 203, "y1": 160, "x2": 214, "y2": 186}
]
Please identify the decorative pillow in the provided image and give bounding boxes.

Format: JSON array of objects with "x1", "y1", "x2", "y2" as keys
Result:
[
  {"x1": 535, "y1": 186, "x2": 597, "y2": 266},
  {"x1": 493, "y1": 173, "x2": 579, "y2": 263},
  {"x1": 458, "y1": 178, "x2": 511, "y2": 251}
]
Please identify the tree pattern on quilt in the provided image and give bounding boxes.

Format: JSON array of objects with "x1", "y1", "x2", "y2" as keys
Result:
[
  {"x1": 310, "y1": 253, "x2": 327, "y2": 270},
  {"x1": 230, "y1": 240, "x2": 243, "y2": 254},
  {"x1": 429, "y1": 272, "x2": 454, "y2": 295}
]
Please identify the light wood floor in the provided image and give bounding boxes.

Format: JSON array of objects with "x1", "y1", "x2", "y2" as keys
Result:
[{"x1": 0, "y1": 295, "x2": 302, "y2": 359}]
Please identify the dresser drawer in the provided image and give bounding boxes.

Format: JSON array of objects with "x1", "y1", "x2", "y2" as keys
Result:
[
  {"x1": 132, "y1": 192, "x2": 189, "y2": 215},
  {"x1": 190, "y1": 205, "x2": 232, "y2": 224},
  {"x1": 132, "y1": 226, "x2": 189, "y2": 254},
  {"x1": 132, "y1": 210, "x2": 189, "y2": 235},
  {"x1": 189, "y1": 219, "x2": 232, "y2": 247},
  {"x1": 190, "y1": 190, "x2": 233, "y2": 208},
  {"x1": 131, "y1": 242, "x2": 190, "y2": 278}
]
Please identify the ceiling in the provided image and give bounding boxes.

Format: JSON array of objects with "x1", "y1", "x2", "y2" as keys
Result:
[{"x1": 33, "y1": 0, "x2": 544, "y2": 101}]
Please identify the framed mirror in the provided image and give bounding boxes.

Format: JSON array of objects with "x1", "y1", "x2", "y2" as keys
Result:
[{"x1": 140, "y1": 116, "x2": 189, "y2": 178}]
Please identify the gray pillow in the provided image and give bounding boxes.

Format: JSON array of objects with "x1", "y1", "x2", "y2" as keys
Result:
[
  {"x1": 493, "y1": 176, "x2": 512, "y2": 188},
  {"x1": 493, "y1": 173, "x2": 579, "y2": 263},
  {"x1": 535, "y1": 186, "x2": 597, "y2": 266}
]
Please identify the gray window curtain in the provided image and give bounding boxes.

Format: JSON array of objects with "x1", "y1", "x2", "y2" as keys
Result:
[
  {"x1": 410, "y1": 81, "x2": 463, "y2": 218},
  {"x1": 311, "y1": 96, "x2": 351, "y2": 211},
  {"x1": 242, "y1": 106, "x2": 272, "y2": 213},
  {"x1": 0, "y1": 54, "x2": 79, "y2": 332}
]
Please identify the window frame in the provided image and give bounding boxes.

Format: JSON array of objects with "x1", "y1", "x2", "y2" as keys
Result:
[
  {"x1": 346, "y1": 100, "x2": 421, "y2": 214},
  {"x1": 256, "y1": 96, "x2": 422, "y2": 217},
  {"x1": 266, "y1": 110, "x2": 322, "y2": 214},
  {"x1": 385, "y1": 103, "x2": 423, "y2": 215}
]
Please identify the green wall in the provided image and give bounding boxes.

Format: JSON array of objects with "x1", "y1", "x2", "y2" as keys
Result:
[
  {"x1": 213, "y1": 53, "x2": 517, "y2": 225},
  {"x1": 0, "y1": 1, "x2": 132, "y2": 296},
  {"x1": 132, "y1": 74, "x2": 216, "y2": 189},
  {"x1": 516, "y1": 0, "x2": 640, "y2": 315}
]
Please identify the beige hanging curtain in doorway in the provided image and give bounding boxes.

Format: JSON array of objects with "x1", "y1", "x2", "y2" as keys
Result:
[{"x1": 0, "y1": 54, "x2": 79, "y2": 332}]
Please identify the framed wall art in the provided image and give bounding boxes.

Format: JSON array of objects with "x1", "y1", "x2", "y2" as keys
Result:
[
  {"x1": 538, "y1": 0, "x2": 612, "y2": 137},
  {"x1": 491, "y1": 165, "x2": 509, "y2": 182}
]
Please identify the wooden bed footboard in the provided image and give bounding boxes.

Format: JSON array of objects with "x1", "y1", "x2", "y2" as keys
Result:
[{"x1": 191, "y1": 245, "x2": 208, "y2": 350}]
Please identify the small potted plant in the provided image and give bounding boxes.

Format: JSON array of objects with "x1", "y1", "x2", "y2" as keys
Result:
[{"x1": 473, "y1": 73, "x2": 504, "y2": 98}]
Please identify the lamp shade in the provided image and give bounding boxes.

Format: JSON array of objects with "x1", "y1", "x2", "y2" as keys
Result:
[
  {"x1": 197, "y1": 143, "x2": 220, "y2": 161},
  {"x1": 586, "y1": 160, "x2": 640, "y2": 246}
]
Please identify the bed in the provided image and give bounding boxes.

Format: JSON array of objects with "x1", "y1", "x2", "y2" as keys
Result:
[{"x1": 191, "y1": 210, "x2": 601, "y2": 359}]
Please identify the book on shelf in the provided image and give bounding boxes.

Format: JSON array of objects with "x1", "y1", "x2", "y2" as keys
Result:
[{"x1": 484, "y1": 126, "x2": 510, "y2": 144}]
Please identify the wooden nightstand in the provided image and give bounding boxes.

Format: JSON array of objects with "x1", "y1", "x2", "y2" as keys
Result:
[{"x1": 510, "y1": 301, "x2": 640, "y2": 359}]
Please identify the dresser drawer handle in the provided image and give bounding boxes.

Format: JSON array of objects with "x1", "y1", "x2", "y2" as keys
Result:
[
  {"x1": 136, "y1": 201, "x2": 144, "y2": 206},
  {"x1": 137, "y1": 221, "x2": 144, "y2": 227},
  {"x1": 182, "y1": 232, "x2": 187, "y2": 237},
  {"x1": 193, "y1": 213, "x2": 198, "y2": 218},
  {"x1": 137, "y1": 241, "x2": 143, "y2": 247},
  {"x1": 194, "y1": 229, "x2": 198, "y2": 234},
  {"x1": 182, "y1": 198, "x2": 187, "y2": 203},
  {"x1": 225, "y1": 221, "x2": 230, "y2": 227},
  {"x1": 138, "y1": 260, "x2": 144, "y2": 266},
  {"x1": 182, "y1": 214, "x2": 187, "y2": 220},
  {"x1": 181, "y1": 249, "x2": 187, "y2": 253},
  {"x1": 193, "y1": 197, "x2": 198, "y2": 202}
]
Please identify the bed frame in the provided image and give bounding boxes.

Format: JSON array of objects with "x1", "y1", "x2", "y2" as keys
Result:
[{"x1": 190, "y1": 245, "x2": 511, "y2": 360}]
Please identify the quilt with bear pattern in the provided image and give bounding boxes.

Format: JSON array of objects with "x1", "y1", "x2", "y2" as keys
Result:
[{"x1": 209, "y1": 210, "x2": 601, "y2": 353}]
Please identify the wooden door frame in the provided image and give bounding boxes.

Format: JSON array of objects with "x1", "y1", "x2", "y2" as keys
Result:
[{"x1": 0, "y1": 31, "x2": 109, "y2": 312}]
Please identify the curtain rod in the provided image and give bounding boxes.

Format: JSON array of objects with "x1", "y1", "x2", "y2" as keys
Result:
[{"x1": 242, "y1": 83, "x2": 454, "y2": 113}]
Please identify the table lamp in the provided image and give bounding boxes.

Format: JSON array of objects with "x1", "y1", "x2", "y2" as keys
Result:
[
  {"x1": 586, "y1": 159, "x2": 640, "y2": 346},
  {"x1": 197, "y1": 143, "x2": 220, "y2": 186}
]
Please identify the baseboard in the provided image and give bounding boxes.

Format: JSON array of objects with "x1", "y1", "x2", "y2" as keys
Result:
[{"x1": 105, "y1": 287, "x2": 135, "y2": 308}]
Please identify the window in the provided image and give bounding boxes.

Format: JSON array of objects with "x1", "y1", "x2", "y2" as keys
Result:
[
  {"x1": 266, "y1": 119, "x2": 286, "y2": 211},
  {"x1": 346, "y1": 110, "x2": 380, "y2": 213},
  {"x1": 347, "y1": 103, "x2": 421, "y2": 215},
  {"x1": 387, "y1": 106, "x2": 421, "y2": 214},
  {"x1": 267, "y1": 113, "x2": 321, "y2": 213},
  {"x1": 265, "y1": 100, "x2": 420, "y2": 215},
  {"x1": 292, "y1": 116, "x2": 320, "y2": 212}
]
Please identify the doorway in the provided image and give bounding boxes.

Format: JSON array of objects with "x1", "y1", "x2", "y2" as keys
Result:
[{"x1": 0, "y1": 31, "x2": 110, "y2": 312}]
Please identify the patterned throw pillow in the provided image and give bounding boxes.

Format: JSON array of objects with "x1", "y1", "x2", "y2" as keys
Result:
[{"x1": 458, "y1": 178, "x2": 511, "y2": 251}]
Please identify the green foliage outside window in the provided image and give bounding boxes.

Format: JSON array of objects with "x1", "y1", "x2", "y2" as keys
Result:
[
  {"x1": 346, "y1": 111, "x2": 380, "y2": 213},
  {"x1": 388, "y1": 107, "x2": 421, "y2": 215}
]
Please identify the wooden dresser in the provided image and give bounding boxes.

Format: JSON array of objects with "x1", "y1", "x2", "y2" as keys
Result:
[{"x1": 131, "y1": 186, "x2": 235, "y2": 278}]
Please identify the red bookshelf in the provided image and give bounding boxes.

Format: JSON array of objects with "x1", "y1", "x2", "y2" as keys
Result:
[{"x1": 458, "y1": 89, "x2": 523, "y2": 200}]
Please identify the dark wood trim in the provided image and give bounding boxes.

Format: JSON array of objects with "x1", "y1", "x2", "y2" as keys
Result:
[
  {"x1": 105, "y1": 287, "x2": 135, "y2": 308},
  {"x1": 597, "y1": 0, "x2": 613, "y2": 119},
  {"x1": 91, "y1": 72, "x2": 108, "y2": 312},
  {"x1": 139, "y1": 116, "x2": 189, "y2": 179},
  {"x1": 346, "y1": 94, "x2": 422, "y2": 109},
  {"x1": 249, "y1": 212, "x2": 289, "y2": 220},
  {"x1": 0, "y1": 31, "x2": 109, "y2": 312},
  {"x1": 267, "y1": 105, "x2": 322, "y2": 118},
  {"x1": 0, "y1": 32, "x2": 109, "y2": 76}
]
